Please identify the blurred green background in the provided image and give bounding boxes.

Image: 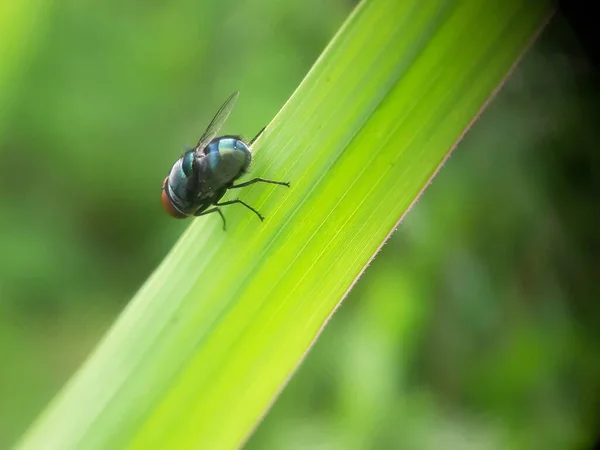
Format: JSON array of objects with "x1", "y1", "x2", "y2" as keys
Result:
[{"x1": 1, "y1": 1, "x2": 599, "y2": 449}]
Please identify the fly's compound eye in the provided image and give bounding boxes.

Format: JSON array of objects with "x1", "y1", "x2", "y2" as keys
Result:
[{"x1": 182, "y1": 151, "x2": 194, "y2": 177}]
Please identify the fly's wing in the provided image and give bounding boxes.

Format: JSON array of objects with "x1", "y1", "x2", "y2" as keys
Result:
[{"x1": 194, "y1": 91, "x2": 239, "y2": 155}]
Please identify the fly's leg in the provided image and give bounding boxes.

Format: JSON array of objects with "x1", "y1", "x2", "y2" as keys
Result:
[
  {"x1": 195, "y1": 207, "x2": 227, "y2": 230},
  {"x1": 216, "y1": 199, "x2": 265, "y2": 221},
  {"x1": 249, "y1": 126, "x2": 266, "y2": 146},
  {"x1": 230, "y1": 178, "x2": 290, "y2": 189}
]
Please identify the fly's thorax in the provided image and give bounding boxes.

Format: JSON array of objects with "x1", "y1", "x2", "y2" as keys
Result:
[
  {"x1": 202, "y1": 137, "x2": 251, "y2": 186},
  {"x1": 165, "y1": 153, "x2": 195, "y2": 214}
]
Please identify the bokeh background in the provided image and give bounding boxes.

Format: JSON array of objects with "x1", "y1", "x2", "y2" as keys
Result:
[{"x1": 1, "y1": 1, "x2": 599, "y2": 449}]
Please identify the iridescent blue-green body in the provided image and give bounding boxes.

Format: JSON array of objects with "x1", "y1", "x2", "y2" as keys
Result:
[
  {"x1": 162, "y1": 136, "x2": 251, "y2": 217},
  {"x1": 161, "y1": 91, "x2": 289, "y2": 230}
]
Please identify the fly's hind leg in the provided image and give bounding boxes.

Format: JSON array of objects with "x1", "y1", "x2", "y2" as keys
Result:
[
  {"x1": 249, "y1": 126, "x2": 266, "y2": 146},
  {"x1": 195, "y1": 207, "x2": 227, "y2": 230},
  {"x1": 230, "y1": 178, "x2": 290, "y2": 189}
]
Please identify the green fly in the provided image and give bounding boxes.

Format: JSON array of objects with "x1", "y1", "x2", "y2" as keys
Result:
[{"x1": 161, "y1": 92, "x2": 289, "y2": 229}]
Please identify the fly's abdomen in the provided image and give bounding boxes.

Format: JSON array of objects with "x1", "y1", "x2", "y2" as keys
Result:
[{"x1": 202, "y1": 137, "x2": 251, "y2": 185}]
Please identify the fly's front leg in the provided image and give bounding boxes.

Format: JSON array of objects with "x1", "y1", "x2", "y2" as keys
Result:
[
  {"x1": 216, "y1": 199, "x2": 265, "y2": 221},
  {"x1": 195, "y1": 207, "x2": 227, "y2": 230},
  {"x1": 230, "y1": 178, "x2": 290, "y2": 189}
]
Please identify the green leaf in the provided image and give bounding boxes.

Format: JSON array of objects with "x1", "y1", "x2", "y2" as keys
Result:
[{"x1": 17, "y1": 0, "x2": 553, "y2": 448}]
